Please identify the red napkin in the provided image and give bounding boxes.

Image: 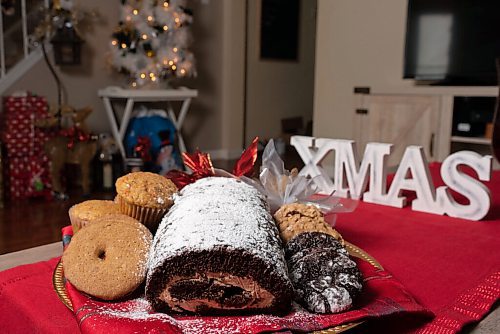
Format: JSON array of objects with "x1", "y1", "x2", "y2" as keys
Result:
[
  {"x1": 66, "y1": 283, "x2": 182, "y2": 334},
  {"x1": 0, "y1": 257, "x2": 77, "y2": 334},
  {"x1": 62, "y1": 223, "x2": 431, "y2": 334}
]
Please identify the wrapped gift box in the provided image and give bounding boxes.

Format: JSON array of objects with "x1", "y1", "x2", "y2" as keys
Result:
[{"x1": 1, "y1": 94, "x2": 53, "y2": 200}]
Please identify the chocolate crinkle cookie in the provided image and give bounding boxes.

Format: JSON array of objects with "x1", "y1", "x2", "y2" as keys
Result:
[{"x1": 285, "y1": 232, "x2": 363, "y2": 314}]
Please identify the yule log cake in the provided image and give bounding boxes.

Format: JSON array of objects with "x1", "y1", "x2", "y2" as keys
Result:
[{"x1": 146, "y1": 177, "x2": 293, "y2": 315}]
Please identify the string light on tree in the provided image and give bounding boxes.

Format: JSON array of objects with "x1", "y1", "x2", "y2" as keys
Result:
[{"x1": 109, "y1": 0, "x2": 196, "y2": 87}]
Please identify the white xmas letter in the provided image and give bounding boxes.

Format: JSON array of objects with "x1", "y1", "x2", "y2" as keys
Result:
[
  {"x1": 332, "y1": 141, "x2": 392, "y2": 202},
  {"x1": 291, "y1": 136, "x2": 336, "y2": 194},
  {"x1": 385, "y1": 146, "x2": 441, "y2": 213},
  {"x1": 436, "y1": 151, "x2": 492, "y2": 221}
]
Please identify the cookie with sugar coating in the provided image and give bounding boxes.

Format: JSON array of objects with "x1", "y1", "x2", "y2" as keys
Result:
[{"x1": 284, "y1": 232, "x2": 363, "y2": 314}]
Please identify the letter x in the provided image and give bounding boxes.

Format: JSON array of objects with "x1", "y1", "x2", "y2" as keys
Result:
[{"x1": 290, "y1": 136, "x2": 335, "y2": 194}]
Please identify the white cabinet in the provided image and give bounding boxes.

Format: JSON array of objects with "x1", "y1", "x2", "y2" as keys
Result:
[
  {"x1": 353, "y1": 86, "x2": 498, "y2": 169},
  {"x1": 354, "y1": 94, "x2": 445, "y2": 167}
]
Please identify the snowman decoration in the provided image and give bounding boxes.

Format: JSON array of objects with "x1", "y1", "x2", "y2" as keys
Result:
[{"x1": 157, "y1": 130, "x2": 181, "y2": 175}]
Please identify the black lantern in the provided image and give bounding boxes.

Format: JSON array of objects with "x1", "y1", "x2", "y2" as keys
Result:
[{"x1": 50, "y1": 21, "x2": 84, "y2": 65}]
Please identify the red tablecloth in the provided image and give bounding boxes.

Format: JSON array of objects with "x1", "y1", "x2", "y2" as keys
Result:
[
  {"x1": 0, "y1": 163, "x2": 499, "y2": 333},
  {"x1": 335, "y1": 163, "x2": 500, "y2": 333}
]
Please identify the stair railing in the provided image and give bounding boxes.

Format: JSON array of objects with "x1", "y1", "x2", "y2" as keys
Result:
[{"x1": 0, "y1": 0, "x2": 49, "y2": 85}]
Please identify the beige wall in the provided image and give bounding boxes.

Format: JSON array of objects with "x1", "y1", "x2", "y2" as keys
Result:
[
  {"x1": 314, "y1": 0, "x2": 414, "y2": 140},
  {"x1": 220, "y1": 0, "x2": 246, "y2": 156},
  {"x1": 245, "y1": 0, "x2": 317, "y2": 145},
  {"x1": 182, "y1": 0, "x2": 246, "y2": 156},
  {"x1": 180, "y1": 0, "x2": 225, "y2": 152},
  {"x1": 4, "y1": 0, "x2": 246, "y2": 154}
]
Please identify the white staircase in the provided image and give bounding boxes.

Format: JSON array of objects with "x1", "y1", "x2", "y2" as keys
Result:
[{"x1": 0, "y1": 0, "x2": 49, "y2": 94}]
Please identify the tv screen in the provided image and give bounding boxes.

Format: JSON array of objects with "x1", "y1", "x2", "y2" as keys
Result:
[{"x1": 404, "y1": 0, "x2": 500, "y2": 86}]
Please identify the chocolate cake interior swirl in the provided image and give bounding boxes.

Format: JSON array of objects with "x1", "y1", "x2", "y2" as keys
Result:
[{"x1": 146, "y1": 177, "x2": 293, "y2": 315}]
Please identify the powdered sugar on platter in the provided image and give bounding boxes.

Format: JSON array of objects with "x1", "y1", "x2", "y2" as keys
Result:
[
  {"x1": 79, "y1": 296, "x2": 328, "y2": 334},
  {"x1": 176, "y1": 303, "x2": 323, "y2": 334},
  {"x1": 89, "y1": 298, "x2": 167, "y2": 321}
]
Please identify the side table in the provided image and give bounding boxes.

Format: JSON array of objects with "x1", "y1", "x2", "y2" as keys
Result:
[{"x1": 97, "y1": 86, "x2": 198, "y2": 160}]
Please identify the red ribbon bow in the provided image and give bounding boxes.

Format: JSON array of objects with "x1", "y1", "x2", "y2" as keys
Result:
[
  {"x1": 59, "y1": 126, "x2": 91, "y2": 150},
  {"x1": 166, "y1": 137, "x2": 259, "y2": 189},
  {"x1": 134, "y1": 136, "x2": 152, "y2": 162},
  {"x1": 232, "y1": 137, "x2": 259, "y2": 177}
]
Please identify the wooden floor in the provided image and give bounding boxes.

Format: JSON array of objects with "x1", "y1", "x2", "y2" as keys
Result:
[
  {"x1": 0, "y1": 190, "x2": 115, "y2": 254},
  {"x1": 0, "y1": 147, "x2": 303, "y2": 254}
]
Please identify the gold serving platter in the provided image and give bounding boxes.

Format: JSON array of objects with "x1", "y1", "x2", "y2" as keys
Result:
[{"x1": 53, "y1": 241, "x2": 382, "y2": 333}]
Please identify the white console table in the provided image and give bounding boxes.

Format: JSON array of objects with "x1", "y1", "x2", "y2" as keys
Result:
[
  {"x1": 353, "y1": 86, "x2": 499, "y2": 169},
  {"x1": 98, "y1": 86, "x2": 198, "y2": 160}
]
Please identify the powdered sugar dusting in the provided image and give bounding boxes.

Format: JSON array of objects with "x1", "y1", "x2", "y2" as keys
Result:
[
  {"x1": 78, "y1": 296, "x2": 348, "y2": 334},
  {"x1": 133, "y1": 227, "x2": 153, "y2": 280},
  {"x1": 147, "y1": 177, "x2": 289, "y2": 281},
  {"x1": 175, "y1": 302, "x2": 322, "y2": 334},
  {"x1": 92, "y1": 298, "x2": 174, "y2": 321},
  {"x1": 77, "y1": 297, "x2": 181, "y2": 333}
]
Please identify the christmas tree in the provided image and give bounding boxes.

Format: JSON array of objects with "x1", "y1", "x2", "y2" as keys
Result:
[{"x1": 110, "y1": 0, "x2": 196, "y2": 87}]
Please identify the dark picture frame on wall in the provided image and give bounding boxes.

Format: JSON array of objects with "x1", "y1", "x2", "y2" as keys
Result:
[{"x1": 260, "y1": 0, "x2": 300, "y2": 61}]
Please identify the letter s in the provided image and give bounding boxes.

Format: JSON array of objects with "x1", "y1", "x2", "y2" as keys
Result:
[{"x1": 437, "y1": 151, "x2": 492, "y2": 221}]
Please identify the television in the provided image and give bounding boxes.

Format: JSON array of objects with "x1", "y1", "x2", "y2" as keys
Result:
[{"x1": 404, "y1": 0, "x2": 500, "y2": 86}]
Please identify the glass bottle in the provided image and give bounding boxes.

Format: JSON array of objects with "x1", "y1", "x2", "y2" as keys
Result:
[{"x1": 99, "y1": 147, "x2": 113, "y2": 190}]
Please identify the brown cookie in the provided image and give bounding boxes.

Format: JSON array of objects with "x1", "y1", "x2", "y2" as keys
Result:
[
  {"x1": 62, "y1": 217, "x2": 153, "y2": 300},
  {"x1": 274, "y1": 203, "x2": 343, "y2": 244}
]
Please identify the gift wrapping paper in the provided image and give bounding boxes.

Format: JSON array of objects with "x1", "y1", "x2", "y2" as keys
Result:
[{"x1": 1, "y1": 94, "x2": 53, "y2": 199}]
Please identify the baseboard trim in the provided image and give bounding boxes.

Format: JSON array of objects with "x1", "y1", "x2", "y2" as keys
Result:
[{"x1": 206, "y1": 148, "x2": 243, "y2": 160}]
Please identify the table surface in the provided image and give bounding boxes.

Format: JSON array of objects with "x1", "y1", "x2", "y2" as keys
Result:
[
  {"x1": 97, "y1": 85, "x2": 198, "y2": 160},
  {"x1": 0, "y1": 242, "x2": 61, "y2": 272},
  {"x1": 0, "y1": 241, "x2": 497, "y2": 333},
  {"x1": 97, "y1": 86, "x2": 198, "y2": 101},
  {"x1": 1, "y1": 164, "x2": 499, "y2": 333}
]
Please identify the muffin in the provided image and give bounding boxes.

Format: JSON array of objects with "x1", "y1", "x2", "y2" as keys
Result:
[
  {"x1": 115, "y1": 172, "x2": 178, "y2": 232},
  {"x1": 69, "y1": 200, "x2": 121, "y2": 234}
]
